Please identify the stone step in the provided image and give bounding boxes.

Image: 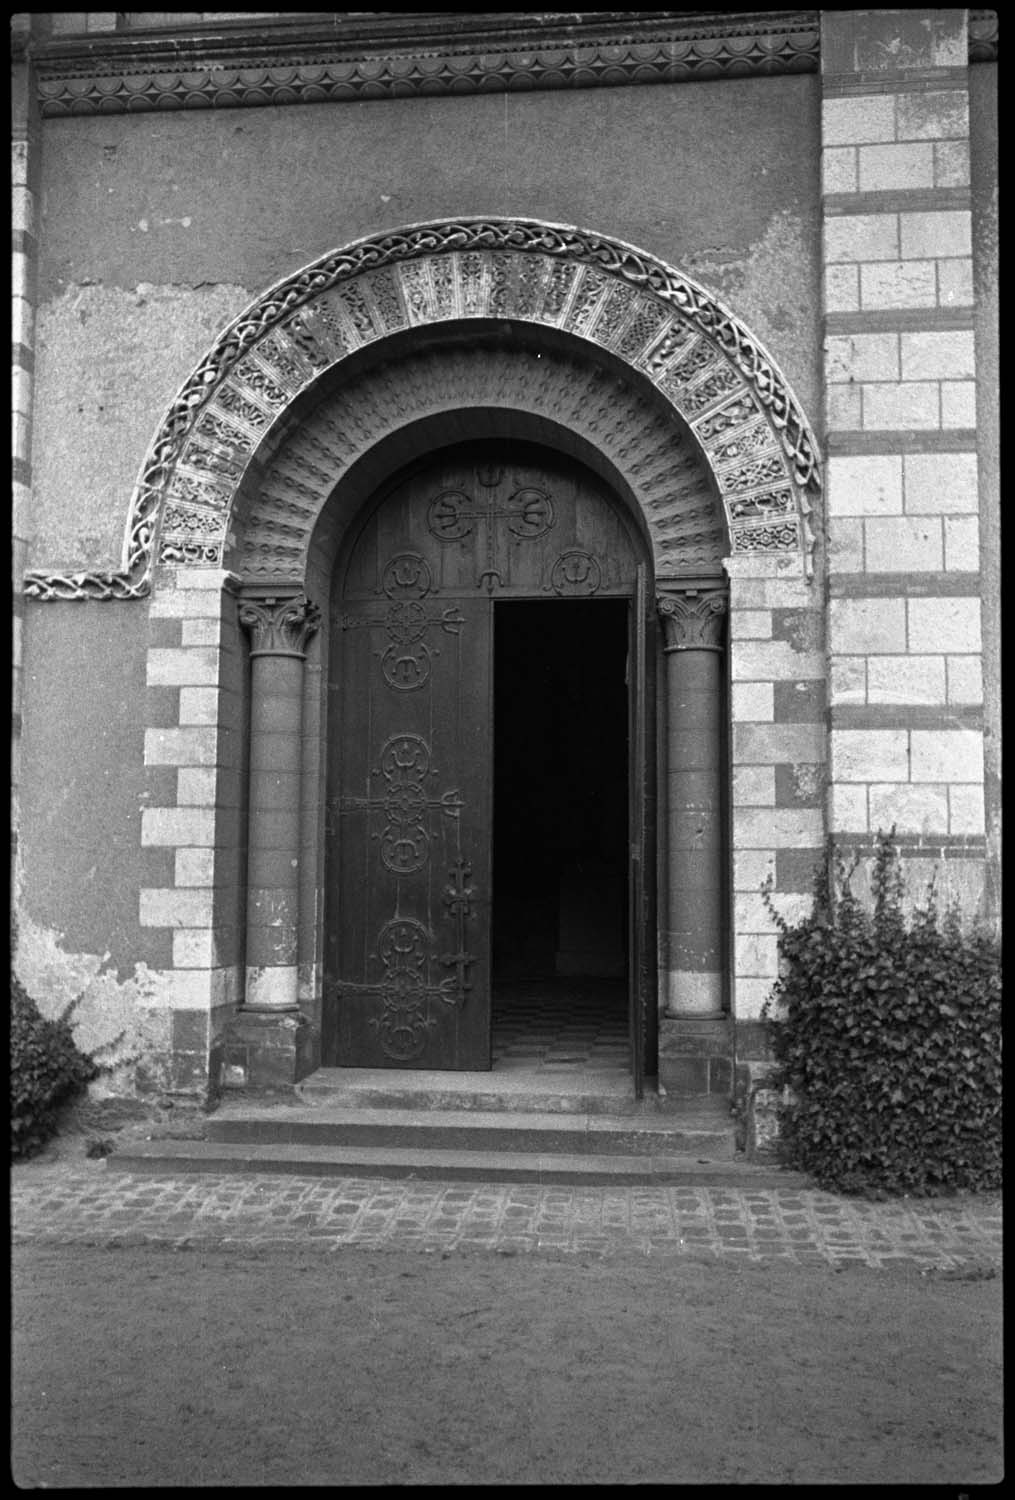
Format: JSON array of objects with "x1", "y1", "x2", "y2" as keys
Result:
[
  {"x1": 293, "y1": 1066, "x2": 712, "y2": 1117},
  {"x1": 204, "y1": 1105, "x2": 736, "y2": 1158},
  {"x1": 105, "y1": 1139, "x2": 803, "y2": 1189}
]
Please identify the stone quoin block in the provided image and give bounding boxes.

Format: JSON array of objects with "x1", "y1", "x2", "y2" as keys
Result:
[
  {"x1": 731, "y1": 682, "x2": 774, "y2": 722},
  {"x1": 940, "y1": 382, "x2": 977, "y2": 428},
  {"x1": 734, "y1": 932, "x2": 779, "y2": 979},
  {"x1": 144, "y1": 727, "x2": 221, "y2": 768},
  {"x1": 733, "y1": 849, "x2": 775, "y2": 892},
  {"x1": 824, "y1": 213, "x2": 899, "y2": 264},
  {"x1": 824, "y1": 264, "x2": 860, "y2": 313},
  {"x1": 828, "y1": 517, "x2": 864, "y2": 571},
  {"x1": 178, "y1": 687, "x2": 222, "y2": 725},
  {"x1": 174, "y1": 848, "x2": 217, "y2": 888},
  {"x1": 729, "y1": 978, "x2": 773, "y2": 1024},
  {"x1": 181, "y1": 618, "x2": 223, "y2": 647},
  {"x1": 861, "y1": 381, "x2": 939, "y2": 431},
  {"x1": 858, "y1": 141, "x2": 934, "y2": 192},
  {"x1": 903, "y1": 451, "x2": 979, "y2": 513},
  {"x1": 864, "y1": 515, "x2": 943, "y2": 573},
  {"x1": 895, "y1": 89, "x2": 969, "y2": 142},
  {"x1": 830, "y1": 657, "x2": 867, "y2": 706},
  {"x1": 829, "y1": 784, "x2": 869, "y2": 832},
  {"x1": 949, "y1": 784, "x2": 986, "y2": 835},
  {"x1": 827, "y1": 453, "x2": 903, "y2": 516},
  {"x1": 944, "y1": 515, "x2": 980, "y2": 572},
  {"x1": 732, "y1": 765, "x2": 776, "y2": 806},
  {"x1": 733, "y1": 723, "x2": 826, "y2": 766},
  {"x1": 829, "y1": 597, "x2": 907, "y2": 655},
  {"x1": 934, "y1": 140, "x2": 971, "y2": 188},
  {"x1": 730, "y1": 640, "x2": 826, "y2": 682},
  {"x1": 826, "y1": 384, "x2": 862, "y2": 429},
  {"x1": 946, "y1": 655, "x2": 983, "y2": 705},
  {"x1": 907, "y1": 596, "x2": 981, "y2": 654},
  {"x1": 822, "y1": 146, "x2": 858, "y2": 195},
  {"x1": 866, "y1": 654, "x2": 946, "y2": 706},
  {"x1": 149, "y1": 590, "x2": 231, "y2": 620},
  {"x1": 901, "y1": 211, "x2": 972, "y2": 262},
  {"x1": 937, "y1": 258, "x2": 974, "y2": 307},
  {"x1": 822, "y1": 94, "x2": 896, "y2": 147},
  {"x1": 733, "y1": 808, "x2": 825, "y2": 849},
  {"x1": 141, "y1": 806, "x2": 217, "y2": 848},
  {"x1": 775, "y1": 848, "x2": 823, "y2": 893},
  {"x1": 146, "y1": 648, "x2": 221, "y2": 687},
  {"x1": 731, "y1": 610, "x2": 773, "y2": 639},
  {"x1": 831, "y1": 729, "x2": 909, "y2": 782},
  {"x1": 825, "y1": 332, "x2": 899, "y2": 383},
  {"x1": 868, "y1": 783, "x2": 949, "y2": 835},
  {"x1": 176, "y1": 768, "x2": 220, "y2": 806},
  {"x1": 860, "y1": 260, "x2": 937, "y2": 310},
  {"x1": 140, "y1": 888, "x2": 216, "y2": 929},
  {"x1": 735, "y1": 891, "x2": 812, "y2": 933},
  {"x1": 910, "y1": 729, "x2": 984, "y2": 783},
  {"x1": 900, "y1": 330, "x2": 976, "y2": 382},
  {"x1": 172, "y1": 928, "x2": 224, "y2": 969},
  {"x1": 772, "y1": 680, "x2": 826, "y2": 722}
]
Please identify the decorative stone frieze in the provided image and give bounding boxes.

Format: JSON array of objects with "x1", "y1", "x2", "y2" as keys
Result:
[
  {"x1": 31, "y1": 12, "x2": 822, "y2": 118},
  {"x1": 23, "y1": 219, "x2": 820, "y2": 603}
]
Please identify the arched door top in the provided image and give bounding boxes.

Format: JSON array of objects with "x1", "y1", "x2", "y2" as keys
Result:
[{"x1": 24, "y1": 218, "x2": 820, "y2": 601}]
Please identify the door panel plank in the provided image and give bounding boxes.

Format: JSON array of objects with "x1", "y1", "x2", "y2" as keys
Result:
[{"x1": 326, "y1": 443, "x2": 648, "y2": 1073}]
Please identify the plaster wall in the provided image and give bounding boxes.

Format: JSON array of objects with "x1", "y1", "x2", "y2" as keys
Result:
[
  {"x1": 30, "y1": 75, "x2": 822, "y2": 567},
  {"x1": 15, "y1": 600, "x2": 176, "y2": 1083}
]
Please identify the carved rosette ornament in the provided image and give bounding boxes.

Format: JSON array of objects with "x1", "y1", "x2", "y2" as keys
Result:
[
  {"x1": 238, "y1": 593, "x2": 321, "y2": 658},
  {"x1": 657, "y1": 584, "x2": 728, "y2": 653}
]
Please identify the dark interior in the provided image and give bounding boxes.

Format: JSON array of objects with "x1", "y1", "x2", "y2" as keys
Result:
[{"x1": 492, "y1": 600, "x2": 629, "y2": 1003}]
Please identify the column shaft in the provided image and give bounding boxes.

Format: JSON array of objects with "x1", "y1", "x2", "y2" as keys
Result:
[
  {"x1": 238, "y1": 592, "x2": 320, "y2": 1012},
  {"x1": 658, "y1": 585, "x2": 727, "y2": 1020}
]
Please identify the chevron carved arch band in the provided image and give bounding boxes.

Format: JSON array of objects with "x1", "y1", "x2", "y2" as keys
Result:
[{"x1": 23, "y1": 218, "x2": 821, "y2": 601}]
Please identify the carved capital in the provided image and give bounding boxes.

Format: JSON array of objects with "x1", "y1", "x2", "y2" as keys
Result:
[
  {"x1": 239, "y1": 592, "x2": 321, "y2": 658},
  {"x1": 657, "y1": 584, "x2": 727, "y2": 653}
]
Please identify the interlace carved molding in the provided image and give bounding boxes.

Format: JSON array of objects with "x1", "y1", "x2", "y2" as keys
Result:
[
  {"x1": 24, "y1": 218, "x2": 819, "y2": 601},
  {"x1": 657, "y1": 583, "x2": 729, "y2": 653},
  {"x1": 237, "y1": 591, "x2": 321, "y2": 658},
  {"x1": 32, "y1": 12, "x2": 823, "y2": 117}
]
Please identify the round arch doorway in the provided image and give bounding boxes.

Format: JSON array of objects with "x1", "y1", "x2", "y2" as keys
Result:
[{"x1": 324, "y1": 438, "x2": 656, "y2": 1090}]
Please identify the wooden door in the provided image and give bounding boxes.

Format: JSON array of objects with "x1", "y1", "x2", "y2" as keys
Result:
[{"x1": 326, "y1": 442, "x2": 650, "y2": 1071}]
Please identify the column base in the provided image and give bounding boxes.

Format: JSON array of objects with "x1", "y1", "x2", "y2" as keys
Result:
[
  {"x1": 218, "y1": 1009, "x2": 319, "y2": 1092},
  {"x1": 657, "y1": 1015, "x2": 732, "y2": 1098}
]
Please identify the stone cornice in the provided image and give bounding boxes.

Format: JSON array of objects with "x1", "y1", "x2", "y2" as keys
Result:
[{"x1": 27, "y1": 10, "x2": 824, "y2": 116}]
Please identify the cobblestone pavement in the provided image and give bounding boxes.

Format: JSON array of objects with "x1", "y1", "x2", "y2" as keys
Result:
[{"x1": 10, "y1": 1160, "x2": 1002, "y2": 1271}]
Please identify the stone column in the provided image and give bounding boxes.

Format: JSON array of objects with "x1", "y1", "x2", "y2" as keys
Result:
[
  {"x1": 656, "y1": 579, "x2": 729, "y2": 1097},
  {"x1": 221, "y1": 590, "x2": 320, "y2": 1090}
]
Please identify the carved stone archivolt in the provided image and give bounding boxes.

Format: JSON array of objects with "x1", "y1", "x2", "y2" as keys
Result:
[
  {"x1": 23, "y1": 218, "x2": 820, "y2": 601},
  {"x1": 241, "y1": 343, "x2": 728, "y2": 581}
]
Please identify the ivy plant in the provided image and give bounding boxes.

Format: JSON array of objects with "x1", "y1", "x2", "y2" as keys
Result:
[{"x1": 762, "y1": 831, "x2": 1001, "y2": 1197}]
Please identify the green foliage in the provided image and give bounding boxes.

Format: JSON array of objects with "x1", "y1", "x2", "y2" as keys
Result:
[
  {"x1": 762, "y1": 831, "x2": 1001, "y2": 1197},
  {"x1": 10, "y1": 978, "x2": 98, "y2": 1160}
]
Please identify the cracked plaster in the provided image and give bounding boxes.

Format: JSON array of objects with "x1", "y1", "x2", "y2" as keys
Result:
[{"x1": 29, "y1": 282, "x2": 252, "y2": 571}]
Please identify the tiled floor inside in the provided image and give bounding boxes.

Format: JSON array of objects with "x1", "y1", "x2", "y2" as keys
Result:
[{"x1": 491, "y1": 979, "x2": 629, "y2": 1074}]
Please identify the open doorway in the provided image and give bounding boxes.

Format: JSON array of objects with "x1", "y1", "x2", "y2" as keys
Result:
[{"x1": 492, "y1": 599, "x2": 630, "y2": 1071}]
